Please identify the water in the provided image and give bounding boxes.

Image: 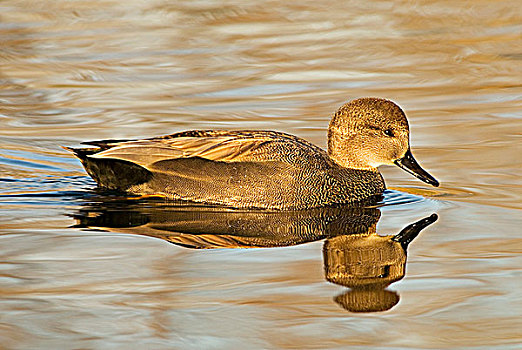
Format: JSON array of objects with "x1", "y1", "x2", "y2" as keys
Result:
[{"x1": 1, "y1": 1, "x2": 521, "y2": 349}]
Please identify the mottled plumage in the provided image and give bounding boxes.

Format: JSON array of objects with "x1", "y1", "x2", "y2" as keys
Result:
[{"x1": 65, "y1": 97, "x2": 439, "y2": 209}]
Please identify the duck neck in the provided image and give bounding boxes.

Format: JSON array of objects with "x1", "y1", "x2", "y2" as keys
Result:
[{"x1": 327, "y1": 129, "x2": 379, "y2": 172}]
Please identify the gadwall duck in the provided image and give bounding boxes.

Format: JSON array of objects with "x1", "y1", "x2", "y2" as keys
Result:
[{"x1": 66, "y1": 97, "x2": 439, "y2": 209}]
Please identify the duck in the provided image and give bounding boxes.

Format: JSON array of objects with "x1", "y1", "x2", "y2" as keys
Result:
[{"x1": 65, "y1": 97, "x2": 439, "y2": 209}]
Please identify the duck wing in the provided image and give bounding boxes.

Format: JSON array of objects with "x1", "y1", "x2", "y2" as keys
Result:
[{"x1": 85, "y1": 130, "x2": 328, "y2": 171}]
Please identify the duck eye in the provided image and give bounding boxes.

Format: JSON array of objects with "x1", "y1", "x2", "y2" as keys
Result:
[{"x1": 384, "y1": 129, "x2": 394, "y2": 137}]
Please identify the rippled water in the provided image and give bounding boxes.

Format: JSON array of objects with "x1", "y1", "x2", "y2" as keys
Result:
[{"x1": 1, "y1": 1, "x2": 521, "y2": 349}]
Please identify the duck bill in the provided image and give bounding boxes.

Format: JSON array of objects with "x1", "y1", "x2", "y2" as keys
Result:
[{"x1": 394, "y1": 149, "x2": 439, "y2": 187}]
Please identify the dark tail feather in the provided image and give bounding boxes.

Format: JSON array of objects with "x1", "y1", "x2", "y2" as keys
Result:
[{"x1": 62, "y1": 146, "x2": 152, "y2": 191}]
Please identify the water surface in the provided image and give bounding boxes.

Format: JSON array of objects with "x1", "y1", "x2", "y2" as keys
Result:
[{"x1": 1, "y1": 1, "x2": 521, "y2": 349}]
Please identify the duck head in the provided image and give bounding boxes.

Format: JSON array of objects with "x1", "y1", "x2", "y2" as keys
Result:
[{"x1": 328, "y1": 97, "x2": 439, "y2": 187}]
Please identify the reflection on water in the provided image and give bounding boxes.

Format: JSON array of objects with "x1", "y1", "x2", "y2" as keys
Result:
[
  {"x1": 73, "y1": 199, "x2": 437, "y2": 313},
  {"x1": 325, "y1": 214, "x2": 437, "y2": 312}
]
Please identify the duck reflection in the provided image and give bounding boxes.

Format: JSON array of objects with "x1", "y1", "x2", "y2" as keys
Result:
[
  {"x1": 73, "y1": 199, "x2": 437, "y2": 312},
  {"x1": 324, "y1": 214, "x2": 437, "y2": 312}
]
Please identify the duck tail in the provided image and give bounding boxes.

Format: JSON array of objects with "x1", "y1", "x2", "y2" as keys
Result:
[{"x1": 62, "y1": 146, "x2": 152, "y2": 191}]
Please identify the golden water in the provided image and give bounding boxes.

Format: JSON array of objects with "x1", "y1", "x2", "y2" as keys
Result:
[{"x1": 1, "y1": 1, "x2": 521, "y2": 349}]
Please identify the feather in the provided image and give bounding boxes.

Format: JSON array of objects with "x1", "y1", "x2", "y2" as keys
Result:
[{"x1": 88, "y1": 131, "x2": 321, "y2": 170}]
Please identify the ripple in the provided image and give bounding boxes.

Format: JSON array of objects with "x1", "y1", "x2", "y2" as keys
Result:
[
  {"x1": 0, "y1": 176, "x2": 95, "y2": 206},
  {"x1": 379, "y1": 189, "x2": 426, "y2": 207},
  {"x1": 0, "y1": 149, "x2": 76, "y2": 173}
]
